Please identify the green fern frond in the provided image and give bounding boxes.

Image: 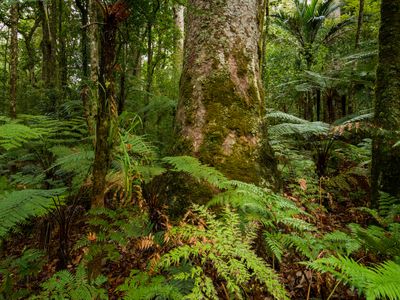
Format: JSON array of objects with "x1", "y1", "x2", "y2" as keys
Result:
[
  {"x1": 0, "y1": 188, "x2": 66, "y2": 238},
  {"x1": 158, "y1": 206, "x2": 289, "y2": 300},
  {"x1": 121, "y1": 134, "x2": 158, "y2": 162},
  {"x1": 321, "y1": 231, "x2": 361, "y2": 256},
  {"x1": 308, "y1": 256, "x2": 400, "y2": 300},
  {"x1": 378, "y1": 192, "x2": 400, "y2": 219},
  {"x1": 118, "y1": 270, "x2": 184, "y2": 300},
  {"x1": 264, "y1": 232, "x2": 285, "y2": 262},
  {"x1": 0, "y1": 123, "x2": 42, "y2": 151},
  {"x1": 162, "y1": 156, "x2": 229, "y2": 189},
  {"x1": 269, "y1": 122, "x2": 330, "y2": 139},
  {"x1": 334, "y1": 109, "x2": 374, "y2": 125},
  {"x1": 348, "y1": 223, "x2": 400, "y2": 258},
  {"x1": 34, "y1": 263, "x2": 107, "y2": 299},
  {"x1": 266, "y1": 111, "x2": 309, "y2": 125}
]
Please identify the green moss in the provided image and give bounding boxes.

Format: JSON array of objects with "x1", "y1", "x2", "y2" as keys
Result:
[{"x1": 232, "y1": 47, "x2": 251, "y2": 78}]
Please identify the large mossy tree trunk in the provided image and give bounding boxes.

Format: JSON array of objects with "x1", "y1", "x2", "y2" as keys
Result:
[
  {"x1": 176, "y1": 0, "x2": 279, "y2": 187},
  {"x1": 371, "y1": 0, "x2": 400, "y2": 206}
]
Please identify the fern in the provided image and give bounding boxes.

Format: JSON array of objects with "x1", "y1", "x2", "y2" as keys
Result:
[
  {"x1": 162, "y1": 156, "x2": 314, "y2": 264},
  {"x1": 162, "y1": 156, "x2": 229, "y2": 189},
  {"x1": 308, "y1": 256, "x2": 400, "y2": 300},
  {"x1": 0, "y1": 188, "x2": 66, "y2": 238},
  {"x1": 266, "y1": 111, "x2": 309, "y2": 125},
  {"x1": 157, "y1": 205, "x2": 289, "y2": 300},
  {"x1": 0, "y1": 123, "x2": 42, "y2": 151},
  {"x1": 0, "y1": 249, "x2": 45, "y2": 299},
  {"x1": 208, "y1": 180, "x2": 314, "y2": 233},
  {"x1": 31, "y1": 263, "x2": 107, "y2": 300},
  {"x1": 50, "y1": 146, "x2": 94, "y2": 191},
  {"x1": 117, "y1": 269, "x2": 184, "y2": 300},
  {"x1": 378, "y1": 192, "x2": 400, "y2": 220},
  {"x1": 269, "y1": 122, "x2": 330, "y2": 139},
  {"x1": 348, "y1": 223, "x2": 400, "y2": 258}
]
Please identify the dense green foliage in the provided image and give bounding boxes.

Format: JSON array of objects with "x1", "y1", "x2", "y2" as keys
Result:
[{"x1": 0, "y1": 0, "x2": 399, "y2": 299}]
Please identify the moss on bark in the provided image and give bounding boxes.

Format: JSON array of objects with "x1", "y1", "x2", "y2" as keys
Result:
[{"x1": 175, "y1": 0, "x2": 279, "y2": 188}]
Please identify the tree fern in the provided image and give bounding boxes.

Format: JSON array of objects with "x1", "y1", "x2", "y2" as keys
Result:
[
  {"x1": 269, "y1": 121, "x2": 330, "y2": 139},
  {"x1": 308, "y1": 256, "x2": 400, "y2": 300},
  {"x1": 0, "y1": 188, "x2": 66, "y2": 238},
  {"x1": 0, "y1": 122, "x2": 42, "y2": 151},
  {"x1": 50, "y1": 146, "x2": 94, "y2": 191}
]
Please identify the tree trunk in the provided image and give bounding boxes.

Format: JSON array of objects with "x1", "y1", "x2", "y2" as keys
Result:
[
  {"x1": 21, "y1": 18, "x2": 40, "y2": 86},
  {"x1": 58, "y1": 0, "x2": 68, "y2": 91},
  {"x1": 38, "y1": 0, "x2": 58, "y2": 112},
  {"x1": 76, "y1": 0, "x2": 95, "y2": 134},
  {"x1": 9, "y1": 4, "x2": 18, "y2": 119},
  {"x1": 118, "y1": 43, "x2": 127, "y2": 115},
  {"x1": 173, "y1": 4, "x2": 184, "y2": 70},
  {"x1": 316, "y1": 89, "x2": 321, "y2": 121},
  {"x1": 371, "y1": 0, "x2": 400, "y2": 207},
  {"x1": 176, "y1": 0, "x2": 279, "y2": 187},
  {"x1": 261, "y1": 0, "x2": 269, "y2": 81},
  {"x1": 143, "y1": 21, "x2": 154, "y2": 127},
  {"x1": 89, "y1": 0, "x2": 99, "y2": 84},
  {"x1": 355, "y1": 0, "x2": 364, "y2": 49},
  {"x1": 91, "y1": 1, "x2": 129, "y2": 208},
  {"x1": 341, "y1": 94, "x2": 346, "y2": 117}
]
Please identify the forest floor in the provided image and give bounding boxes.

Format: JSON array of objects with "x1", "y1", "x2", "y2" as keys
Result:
[{"x1": 1, "y1": 186, "x2": 372, "y2": 300}]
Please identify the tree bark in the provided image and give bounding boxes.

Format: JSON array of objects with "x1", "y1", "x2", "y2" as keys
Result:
[
  {"x1": 89, "y1": 0, "x2": 99, "y2": 84},
  {"x1": 91, "y1": 1, "x2": 129, "y2": 207},
  {"x1": 371, "y1": 0, "x2": 400, "y2": 206},
  {"x1": 355, "y1": 0, "x2": 364, "y2": 49},
  {"x1": 173, "y1": 4, "x2": 184, "y2": 70},
  {"x1": 9, "y1": 4, "x2": 18, "y2": 119},
  {"x1": 176, "y1": 0, "x2": 279, "y2": 187},
  {"x1": 21, "y1": 18, "x2": 40, "y2": 86},
  {"x1": 58, "y1": 0, "x2": 68, "y2": 91},
  {"x1": 38, "y1": 0, "x2": 58, "y2": 112},
  {"x1": 76, "y1": 0, "x2": 96, "y2": 134},
  {"x1": 316, "y1": 89, "x2": 321, "y2": 121}
]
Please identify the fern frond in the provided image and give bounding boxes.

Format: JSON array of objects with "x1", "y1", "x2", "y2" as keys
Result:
[
  {"x1": 0, "y1": 123, "x2": 42, "y2": 151},
  {"x1": 308, "y1": 256, "x2": 400, "y2": 300},
  {"x1": 35, "y1": 263, "x2": 107, "y2": 299},
  {"x1": 269, "y1": 122, "x2": 330, "y2": 139},
  {"x1": 378, "y1": 192, "x2": 400, "y2": 219},
  {"x1": 162, "y1": 156, "x2": 229, "y2": 189},
  {"x1": 266, "y1": 111, "x2": 309, "y2": 125},
  {"x1": 158, "y1": 205, "x2": 289, "y2": 299},
  {"x1": 264, "y1": 232, "x2": 285, "y2": 262},
  {"x1": 0, "y1": 188, "x2": 66, "y2": 238}
]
